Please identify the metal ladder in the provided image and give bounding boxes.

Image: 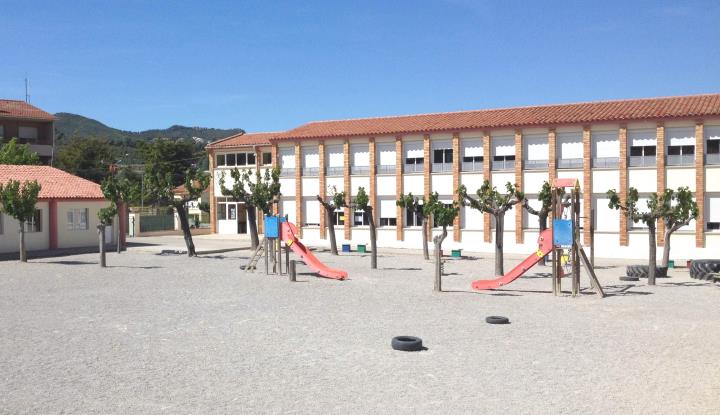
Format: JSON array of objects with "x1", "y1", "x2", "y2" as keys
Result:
[{"x1": 244, "y1": 237, "x2": 266, "y2": 272}]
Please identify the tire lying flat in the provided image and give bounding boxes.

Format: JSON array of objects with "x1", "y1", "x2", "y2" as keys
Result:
[
  {"x1": 485, "y1": 316, "x2": 510, "y2": 324},
  {"x1": 391, "y1": 336, "x2": 423, "y2": 352}
]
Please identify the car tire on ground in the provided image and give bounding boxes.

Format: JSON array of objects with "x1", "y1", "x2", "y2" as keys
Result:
[
  {"x1": 485, "y1": 316, "x2": 510, "y2": 324},
  {"x1": 625, "y1": 265, "x2": 668, "y2": 278},
  {"x1": 690, "y1": 260, "x2": 720, "y2": 279},
  {"x1": 391, "y1": 336, "x2": 423, "y2": 352}
]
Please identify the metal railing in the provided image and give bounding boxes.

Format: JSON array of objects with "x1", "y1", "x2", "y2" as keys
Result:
[
  {"x1": 707, "y1": 153, "x2": 720, "y2": 165},
  {"x1": 377, "y1": 164, "x2": 396, "y2": 174},
  {"x1": 628, "y1": 156, "x2": 656, "y2": 167},
  {"x1": 326, "y1": 166, "x2": 344, "y2": 176},
  {"x1": 404, "y1": 163, "x2": 423, "y2": 173},
  {"x1": 491, "y1": 159, "x2": 515, "y2": 171},
  {"x1": 461, "y1": 161, "x2": 483, "y2": 172},
  {"x1": 431, "y1": 163, "x2": 452, "y2": 173},
  {"x1": 351, "y1": 166, "x2": 370, "y2": 175},
  {"x1": 593, "y1": 157, "x2": 619, "y2": 168},
  {"x1": 280, "y1": 168, "x2": 295, "y2": 177},
  {"x1": 302, "y1": 167, "x2": 320, "y2": 176},
  {"x1": 557, "y1": 158, "x2": 583, "y2": 169},
  {"x1": 524, "y1": 159, "x2": 548, "y2": 170},
  {"x1": 666, "y1": 154, "x2": 695, "y2": 166}
]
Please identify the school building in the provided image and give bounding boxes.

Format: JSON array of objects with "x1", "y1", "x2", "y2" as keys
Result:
[{"x1": 205, "y1": 94, "x2": 720, "y2": 260}]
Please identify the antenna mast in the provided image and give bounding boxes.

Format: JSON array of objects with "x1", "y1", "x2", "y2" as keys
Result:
[{"x1": 25, "y1": 78, "x2": 30, "y2": 103}]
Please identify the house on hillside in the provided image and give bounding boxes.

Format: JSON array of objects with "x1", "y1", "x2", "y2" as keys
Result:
[
  {"x1": 0, "y1": 100, "x2": 56, "y2": 165},
  {"x1": 0, "y1": 165, "x2": 126, "y2": 256},
  {"x1": 205, "y1": 94, "x2": 720, "y2": 260}
]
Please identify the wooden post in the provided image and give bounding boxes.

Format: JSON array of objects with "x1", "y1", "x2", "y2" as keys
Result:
[
  {"x1": 572, "y1": 188, "x2": 580, "y2": 297},
  {"x1": 590, "y1": 208, "x2": 595, "y2": 268},
  {"x1": 434, "y1": 247, "x2": 442, "y2": 292},
  {"x1": 285, "y1": 244, "x2": 290, "y2": 274},
  {"x1": 289, "y1": 260, "x2": 296, "y2": 282}
]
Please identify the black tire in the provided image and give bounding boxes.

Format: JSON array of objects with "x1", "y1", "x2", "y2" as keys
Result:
[
  {"x1": 625, "y1": 265, "x2": 667, "y2": 278},
  {"x1": 690, "y1": 260, "x2": 720, "y2": 279},
  {"x1": 485, "y1": 316, "x2": 510, "y2": 324},
  {"x1": 619, "y1": 276, "x2": 640, "y2": 282},
  {"x1": 391, "y1": 336, "x2": 423, "y2": 352},
  {"x1": 700, "y1": 272, "x2": 718, "y2": 281}
]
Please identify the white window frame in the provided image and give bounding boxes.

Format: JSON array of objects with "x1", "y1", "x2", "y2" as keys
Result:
[
  {"x1": 353, "y1": 209, "x2": 370, "y2": 226},
  {"x1": 405, "y1": 208, "x2": 423, "y2": 227},
  {"x1": 67, "y1": 208, "x2": 89, "y2": 231},
  {"x1": 18, "y1": 126, "x2": 38, "y2": 141},
  {"x1": 25, "y1": 209, "x2": 42, "y2": 233},
  {"x1": 377, "y1": 143, "x2": 396, "y2": 174}
]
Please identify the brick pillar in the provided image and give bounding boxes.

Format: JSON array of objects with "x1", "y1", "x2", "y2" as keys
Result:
[
  {"x1": 319, "y1": 141, "x2": 326, "y2": 239},
  {"x1": 656, "y1": 122, "x2": 666, "y2": 246},
  {"x1": 395, "y1": 136, "x2": 404, "y2": 241},
  {"x1": 619, "y1": 125, "x2": 629, "y2": 246},
  {"x1": 452, "y1": 132, "x2": 461, "y2": 242},
  {"x1": 255, "y1": 148, "x2": 263, "y2": 234},
  {"x1": 48, "y1": 199, "x2": 58, "y2": 249},
  {"x1": 209, "y1": 150, "x2": 217, "y2": 234},
  {"x1": 695, "y1": 121, "x2": 705, "y2": 247},
  {"x1": 343, "y1": 139, "x2": 351, "y2": 240},
  {"x1": 423, "y1": 134, "x2": 432, "y2": 241},
  {"x1": 369, "y1": 137, "x2": 378, "y2": 226},
  {"x1": 582, "y1": 126, "x2": 592, "y2": 245},
  {"x1": 271, "y1": 144, "x2": 279, "y2": 215},
  {"x1": 483, "y1": 132, "x2": 492, "y2": 243},
  {"x1": 514, "y1": 129, "x2": 523, "y2": 244},
  {"x1": 294, "y1": 142, "x2": 302, "y2": 237}
]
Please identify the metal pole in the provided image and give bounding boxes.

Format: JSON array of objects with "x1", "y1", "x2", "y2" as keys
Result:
[
  {"x1": 276, "y1": 221, "x2": 282, "y2": 275},
  {"x1": 289, "y1": 260, "x2": 296, "y2": 282},
  {"x1": 264, "y1": 237, "x2": 269, "y2": 275}
]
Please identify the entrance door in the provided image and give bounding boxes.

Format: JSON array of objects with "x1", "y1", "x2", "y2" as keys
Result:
[
  {"x1": 237, "y1": 204, "x2": 248, "y2": 234},
  {"x1": 218, "y1": 202, "x2": 239, "y2": 234}
]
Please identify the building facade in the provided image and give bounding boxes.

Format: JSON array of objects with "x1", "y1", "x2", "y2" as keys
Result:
[
  {"x1": 206, "y1": 94, "x2": 720, "y2": 260},
  {"x1": 0, "y1": 100, "x2": 56, "y2": 165}
]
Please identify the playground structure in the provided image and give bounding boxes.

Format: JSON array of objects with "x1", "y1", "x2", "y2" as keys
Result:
[
  {"x1": 472, "y1": 178, "x2": 605, "y2": 297},
  {"x1": 245, "y1": 215, "x2": 347, "y2": 280}
]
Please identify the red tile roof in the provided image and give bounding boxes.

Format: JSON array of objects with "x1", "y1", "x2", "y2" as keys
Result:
[
  {"x1": 0, "y1": 100, "x2": 56, "y2": 122},
  {"x1": 206, "y1": 131, "x2": 278, "y2": 149},
  {"x1": 0, "y1": 165, "x2": 105, "y2": 200},
  {"x1": 275, "y1": 94, "x2": 720, "y2": 140}
]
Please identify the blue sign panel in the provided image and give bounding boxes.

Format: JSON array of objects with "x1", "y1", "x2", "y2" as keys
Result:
[{"x1": 553, "y1": 219, "x2": 573, "y2": 247}]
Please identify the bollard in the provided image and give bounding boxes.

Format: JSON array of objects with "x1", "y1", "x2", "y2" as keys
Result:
[{"x1": 289, "y1": 260, "x2": 296, "y2": 282}]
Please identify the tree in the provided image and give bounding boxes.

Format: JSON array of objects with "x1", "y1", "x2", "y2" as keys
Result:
[
  {"x1": 458, "y1": 181, "x2": 524, "y2": 276},
  {"x1": 0, "y1": 180, "x2": 42, "y2": 262},
  {"x1": 0, "y1": 138, "x2": 41, "y2": 165},
  {"x1": 353, "y1": 187, "x2": 377, "y2": 269},
  {"x1": 607, "y1": 187, "x2": 667, "y2": 285},
  {"x1": 219, "y1": 166, "x2": 281, "y2": 249},
  {"x1": 140, "y1": 139, "x2": 199, "y2": 186},
  {"x1": 660, "y1": 187, "x2": 698, "y2": 267},
  {"x1": 97, "y1": 204, "x2": 117, "y2": 267},
  {"x1": 144, "y1": 167, "x2": 210, "y2": 257},
  {"x1": 523, "y1": 181, "x2": 569, "y2": 231},
  {"x1": 317, "y1": 186, "x2": 346, "y2": 255},
  {"x1": 55, "y1": 137, "x2": 117, "y2": 183},
  {"x1": 101, "y1": 170, "x2": 140, "y2": 253},
  {"x1": 430, "y1": 198, "x2": 459, "y2": 292},
  {"x1": 396, "y1": 193, "x2": 436, "y2": 260}
]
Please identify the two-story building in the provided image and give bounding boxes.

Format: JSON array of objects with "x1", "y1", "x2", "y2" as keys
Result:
[
  {"x1": 206, "y1": 94, "x2": 720, "y2": 260},
  {"x1": 0, "y1": 100, "x2": 56, "y2": 165}
]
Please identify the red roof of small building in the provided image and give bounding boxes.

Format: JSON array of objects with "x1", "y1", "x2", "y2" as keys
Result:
[
  {"x1": 0, "y1": 165, "x2": 105, "y2": 200},
  {"x1": 0, "y1": 100, "x2": 56, "y2": 121},
  {"x1": 274, "y1": 93, "x2": 720, "y2": 140},
  {"x1": 206, "y1": 131, "x2": 279, "y2": 149}
]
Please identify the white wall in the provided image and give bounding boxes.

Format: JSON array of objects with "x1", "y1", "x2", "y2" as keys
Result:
[
  {"x1": 57, "y1": 201, "x2": 116, "y2": 249},
  {"x1": 377, "y1": 176, "x2": 396, "y2": 196}
]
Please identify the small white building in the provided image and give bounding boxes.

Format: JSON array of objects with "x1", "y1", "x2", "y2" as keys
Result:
[{"x1": 0, "y1": 165, "x2": 124, "y2": 255}]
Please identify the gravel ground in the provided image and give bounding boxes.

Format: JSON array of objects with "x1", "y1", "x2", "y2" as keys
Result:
[{"x1": 0, "y1": 247, "x2": 718, "y2": 414}]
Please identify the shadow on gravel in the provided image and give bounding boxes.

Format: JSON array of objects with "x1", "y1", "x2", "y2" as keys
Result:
[
  {"x1": 108, "y1": 265, "x2": 162, "y2": 269},
  {"x1": 521, "y1": 272, "x2": 552, "y2": 279},
  {"x1": 603, "y1": 284, "x2": 652, "y2": 297},
  {"x1": 381, "y1": 267, "x2": 422, "y2": 271},
  {"x1": 42, "y1": 260, "x2": 96, "y2": 265},
  {"x1": 661, "y1": 282, "x2": 711, "y2": 287}
]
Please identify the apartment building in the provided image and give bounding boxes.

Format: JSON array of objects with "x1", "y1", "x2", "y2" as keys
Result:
[
  {"x1": 0, "y1": 100, "x2": 56, "y2": 165},
  {"x1": 206, "y1": 94, "x2": 720, "y2": 260}
]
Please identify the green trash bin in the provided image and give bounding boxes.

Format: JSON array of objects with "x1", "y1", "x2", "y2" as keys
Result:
[
  {"x1": 668, "y1": 260, "x2": 675, "y2": 269},
  {"x1": 451, "y1": 249, "x2": 462, "y2": 258},
  {"x1": 357, "y1": 244, "x2": 366, "y2": 253}
]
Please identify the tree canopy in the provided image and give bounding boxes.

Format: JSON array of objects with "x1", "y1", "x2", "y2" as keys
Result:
[
  {"x1": 55, "y1": 137, "x2": 117, "y2": 183},
  {"x1": 0, "y1": 138, "x2": 41, "y2": 165}
]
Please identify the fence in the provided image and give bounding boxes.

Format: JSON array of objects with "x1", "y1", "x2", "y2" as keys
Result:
[{"x1": 139, "y1": 214, "x2": 176, "y2": 233}]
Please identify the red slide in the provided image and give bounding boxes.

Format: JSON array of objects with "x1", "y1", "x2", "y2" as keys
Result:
[
  {"x1": 471, "y1": 229, "x2": 555, "y2": 290},
  {"x1": 280, "y1": 222, "x2": 348, "y2": 280}
]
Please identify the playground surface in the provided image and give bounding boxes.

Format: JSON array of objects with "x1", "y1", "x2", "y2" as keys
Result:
[{"x1": 0, "y1": 247, "x2": 718, "y2": 414}]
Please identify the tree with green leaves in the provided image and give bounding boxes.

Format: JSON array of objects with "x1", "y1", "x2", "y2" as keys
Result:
[
  {"x1": 97, "y1": 204, "x2": 117, "y2": 267},
  {"x1": 458, "y1": 180, "x2": 524, "y2": 276},
  {"x1": 144, "y1": 167, "x2": 210, "y2": 257},
  {"x1": 523, "y1": 181, "x2": 570, "y2": 231},
  {"x1": 140, "y1": 139, "x2": 199, "y2": 186},
  {"x1": 0, "y1": 180, "x2": 42, "y2": 262},
  {"x1": 430, "y1": 198, "x2": 459, "y2": 292},
  {"x1": 317, "y1": 185, "x2": 346, "y2": 255},
  {"x1": 659, "y1": 187, "x2": 698, "y2": 268},
  {"x1": 219, "y1": 166, "x2": 282, "y2": 249},
  {"x1": 0, "y1": 138, "x2": 41, "y2": 165},
  {"x1": 101, "y1": 170, "x2": 140, "y2": 253},
  {"x1": 353, "y1": 187, "x2": 377, "y2": 269},
  {"x1": 396, "y1": 192, "x2": 436, "y2": 260},
  {"x1": 607, "y1": 187, "x2": 667, "y2": 285},
  {"x1": 55, "y1": 137, "x2": 117, "y2": 183}
]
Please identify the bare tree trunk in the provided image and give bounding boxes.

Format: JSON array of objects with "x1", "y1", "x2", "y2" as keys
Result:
[
  {"x1": 326, "y1": 206, "x2": 338, "y2": 255},
  {"x1": 539, "y1": 210, "x2": 548, "y2": 232},
  {"x1": 661, "y1": 225, "x2": 673, "y2": 268},
  {"x1": 19, "y1": 223, "x2": 27, "y2": 263},
  {"x1": 433, "y1": 226, "x2": 448, "y2": 292},
  {"x1": 176, "y1": 203, "x2": 197, "y2": 257},
  {"x1": 648, "y1": 221, "x2": 657, "y2": 286},
  {"x1": 247, "y1": 206, "x2": 259, "y2": 249},
  {"x1": 98, "y1": 224, "x2": 106, "y2": 267},
  {"x1": 421, "y1": 216, "x2": 429, "y2": 260},
  {"x1": 494, "y1": 211, "x2": 505, "y2": 276},
  {"x1": 368, "y1": 207, "x2": 377, "y2": 269}
]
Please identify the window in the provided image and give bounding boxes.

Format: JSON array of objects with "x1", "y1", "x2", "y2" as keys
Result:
[
  {"x1": 237, "y1": 153, "x2": 246, "y2": 166},
  {"x1": 303, "y1": 198, "x2": 320, "y2": 226},
  {"x1": 280, "y1": 148, "x2": 295, "y2": 176},
  {"x1": 492, "y1": 137, "x2": 515, "y2": 170},
  {"x1": 218, "y1": 203, "x2": 227, "y2": 220},
  {"x1": 523, "y1": 134, "x2": 548, "y2": 170},
  {"x1": 707, "y1": 195, "x2": 720, "y2": 231},
  {"x1": 666, "y1": 127, "x2": 695, "y2": 166},
  {"x1": 404, "y1": 141, "x2": 424, "y2": 173},
  {"x1": 18, "y1": 126, "x2": 38, "y2": 141},
  {"x1": 226, "y1": 153, "x2": 236, "y2": 166},
  {"x1": 405, "y1": 209, "x2": 423, "y2": 227},
  {"x1": 262, "y1": 152, "x2": 272, "y2": 165},
  {"x1": 404, "y1": 156, "x2": 424, "y2": 172},
  {"x1": 628, "y1": 129, "x2": 656, "y2": 167},
  {"x1": 247, "y1": 152, "x2": 256, "y2": 165},
  {"x1": 228, "y1": 204, "x2": 237, "y2": 220},
  {"x1": 492, "y1": 154, "x2": 515, "y2": 170},
  {"x1": 377, "y1": 143, "x2": 396, "y2": 174},
  {"x1": 706, "y1": 126, "x2": 720, "y2": 165},
  {"x1": 0, "y1": 125, "x2": 4, "y2": 139},
  {"x1": 353, "y1": 210, "x2": 370, "y2": 226},
  {"x1": 592, "y1": 130, "x2": 619, "y2": 168},
  {"x1": 557, "y1": 132, "x2": 583, "y2": 169},
  {"x1": 351, "y1": 144, "x2": 369, "y2": 175},
  {"x1": 216, "y1": 154, "x2": 226, "y2": 166},
  {"x1": 302, "y1": 146, "x2": 320, "y2": 176},
  {"x1": 432, "y1": 148, "x2": 453, "y2": 172},
  {"x1": 379, "y1": 199, "x2": 397, "y2": 226},
  {"x1": 67, "y1": 208, "x2": 89, "y2": 231},
  {"x1": 333, "y1": 209, "x2": 345, "y2": 226},
  {"x1": 461, "y1": 138, "x2": 484, "y2": 172},
  {"x1": 25, "y1": 209, "x2": 41, "y2": 233}
]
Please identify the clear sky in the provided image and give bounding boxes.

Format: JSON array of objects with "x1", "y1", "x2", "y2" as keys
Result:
[{"x1": 1, "y1": 0, "x2": 719, "y2": 132}]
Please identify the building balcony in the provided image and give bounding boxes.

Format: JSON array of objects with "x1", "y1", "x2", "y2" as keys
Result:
[
  {"x1": 557, "y1": 158, "x2": 583, "y2": 169},
  {"x1": 326, "y1": 166, "x2": 344, "y2": 176},
  {"x1": 280, "y1": 168, "x2": 295, "y2": 177},
  {"x1": 431, "y1": 163, "x2": 452, "y2": 173},
  {"x1": 404, "y1": 163, "x2": 423, "y2": 173},
  {"x1": 491, "y1": 160, "x2": 515, "y2": 171},
  {"x1": 302, "y1": 167, "x2": 320, "y2": 176},
  {"x1": 351, "y1": 166, "x2": 370, "y2": 175},
  {"x1": 592, "y1": 157, "x2": 619, "y2": 168},
  {"x1": 628, "y1": 156, "x2": 656, "y2": 167},
  {"x1": 707, "y1": 153, "x2": 720, "y2": 165},
  {"x1": 524, "y1": 160, "x2": 548, "y2": 170},
  {"x1": 461, "y1": 161, "x2": 483, "y2": 172},
  {"x1": 377, "y1": 164, "x2": 396, "y2": 174},
  {"x1": 666, "y1": 154, "x2": 695, "y2": 166}
]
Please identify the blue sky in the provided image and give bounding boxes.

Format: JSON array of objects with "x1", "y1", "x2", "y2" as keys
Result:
[{"x1": 1, "y1": 0, "x2": 719, "y2": 132}]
